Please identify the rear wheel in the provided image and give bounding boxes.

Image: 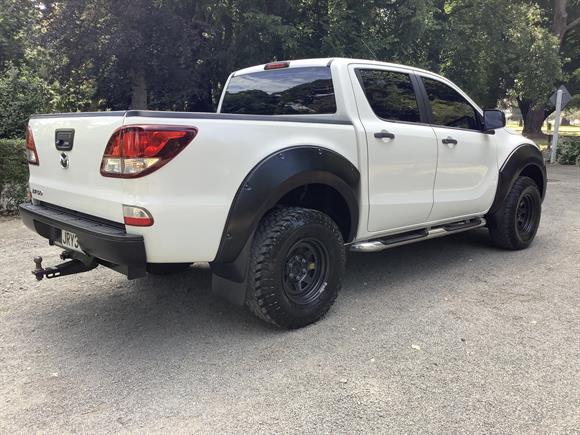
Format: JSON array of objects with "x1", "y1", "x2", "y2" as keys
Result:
[
  {"x1": 246, "y1": 207, "x2": 345, "y2": 329},
  {"x1": 488, "y1": 176, "x2": 542, "y2": 250}
]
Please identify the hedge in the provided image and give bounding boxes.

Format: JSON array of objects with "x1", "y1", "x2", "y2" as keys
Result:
[
  {"x1": 556, "y1": 136, "x2": 580, "y2": 166},
  {"x1": 0, "y1": 139, "x2": 28, "y2": 212}
]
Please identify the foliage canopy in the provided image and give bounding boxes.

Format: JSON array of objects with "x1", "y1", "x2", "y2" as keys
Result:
[{"x1": 0, "y1": 0, "x2": 578, "y2": 138}]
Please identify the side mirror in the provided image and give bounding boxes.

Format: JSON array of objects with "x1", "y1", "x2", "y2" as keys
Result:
[{"x1": 483, "y1": 109, "x2": 506, "y2": 132}]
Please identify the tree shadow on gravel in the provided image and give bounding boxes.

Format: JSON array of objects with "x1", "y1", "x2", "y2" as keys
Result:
[
  {"x1": 26, "y1": 228, "x2": 505, "y2": 359},
  {"x1": 342, "y1": 228, "x2": 496, "y2": 296}
]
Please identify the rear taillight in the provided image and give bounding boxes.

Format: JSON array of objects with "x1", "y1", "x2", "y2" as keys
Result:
[
  {"x1": 26, "y1": 126, "x2": 39, "y2": 165},
  {"x1": 123, "y1": 205, "x2": 154, "y2": 226},
  {"x1": 100, "y1": 125, "x2": 197, "y2": 178}
]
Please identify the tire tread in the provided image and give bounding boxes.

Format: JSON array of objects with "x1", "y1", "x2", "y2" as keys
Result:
[
  {"x1": 488, "y1": 176, "x2": 541, "y2": 250},
  {"x1": 246, "y1": 207, "x2": 345, "y2": 328}
]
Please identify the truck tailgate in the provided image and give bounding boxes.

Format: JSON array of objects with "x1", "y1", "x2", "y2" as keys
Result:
[{"x1": 28, "y1": 113, "x2": 127, "y2": 223}]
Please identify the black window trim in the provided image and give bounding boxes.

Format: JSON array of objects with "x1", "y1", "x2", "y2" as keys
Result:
[
  {"x1": 409, "y1": 73, "x2": 431, "y2": 124},
  {"x1": 354, "y1": 67, "x2": 432, "y2": 127},
  {"x1": 416, "y1": 74, "x2": 485, "y2": 133},
  {"x1": 352, "y1": 65, "x2": 489, "y2": 134}
]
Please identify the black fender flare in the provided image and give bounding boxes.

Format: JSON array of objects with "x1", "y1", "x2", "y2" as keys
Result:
[
  {"x1": 210, "y1": 146, "x2": 360, "y2": 305},
  {"x1": 215, "y1": 146, "x2": 360, "y2": 264},
  {"x1": 488, "y1": 143, "x2": 546, "y2": 216}
]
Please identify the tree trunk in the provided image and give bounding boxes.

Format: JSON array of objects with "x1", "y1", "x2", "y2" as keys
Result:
[
  {"x1": 130, "y1": 67, "x2": 147, "y2": 110},
  {"x1": 553, "y1": 0, "x2": 569, "y2": 43},
  {"x1": 314, "y1": 0, "x2": 329, "y2": 54},
  {"x1": 519, "y1": 99, "x2": 545, "y2": 137},
  {"x1": 520, "y1": 0, "x2": 580, "y2": 135},
  {"x1": 522, "y1": 108, "x2": 546, "y2": 136}
]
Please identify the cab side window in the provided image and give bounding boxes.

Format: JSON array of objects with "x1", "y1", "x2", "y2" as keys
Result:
[
  {"x1": 358, "y1": 69, "x2": 421, "y2": 123},
  {"x1": 422, "y1": 77, "x2": 480, "y2": 130}
]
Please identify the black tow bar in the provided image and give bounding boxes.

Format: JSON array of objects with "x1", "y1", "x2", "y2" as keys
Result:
[{"x1": 32, "y1": 251, "x2": 99, "y2": 281}]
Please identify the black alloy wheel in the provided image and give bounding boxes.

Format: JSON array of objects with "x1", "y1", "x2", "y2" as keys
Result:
[
  {"x1": 515, "y1": 192, "x2": 539, "y2": 238},
  {"x1": 282, "y1": 238, "x2": 329, "y2": 305}
]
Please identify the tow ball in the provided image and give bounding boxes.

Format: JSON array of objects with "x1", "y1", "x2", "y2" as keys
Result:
[{"x1": 32, "y1": 252, "x2": 98, "y2": 281}]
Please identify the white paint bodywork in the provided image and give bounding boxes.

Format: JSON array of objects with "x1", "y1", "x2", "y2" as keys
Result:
[{"x1": 27, "y1": 58, "x2": 536, "y2": 263}]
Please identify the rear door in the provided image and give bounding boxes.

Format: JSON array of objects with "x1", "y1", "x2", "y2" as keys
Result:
[
  {"x1": 417, "y1": 75, "x2": 498, "y2": 221},
  {"x1": 349, "y1": 65, "x2": 438, "y2": 232}
]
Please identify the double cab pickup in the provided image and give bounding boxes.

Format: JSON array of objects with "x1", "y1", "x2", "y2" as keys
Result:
[{"x1": 21, "y1": 58, "x2": 546, "y2": 328}]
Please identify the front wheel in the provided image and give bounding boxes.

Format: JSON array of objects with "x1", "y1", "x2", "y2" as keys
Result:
[
  {"x1": 488, "y1": 176, "x2": 542, "y2": 250},
  {"x1": 246, "y1": 207, "x2": 346, "y2": 329}
]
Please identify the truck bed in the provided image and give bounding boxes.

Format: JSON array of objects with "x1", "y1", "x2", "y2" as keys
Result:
[{"x1": 27, "y1": 110, "x2": 358, "y2": 262}]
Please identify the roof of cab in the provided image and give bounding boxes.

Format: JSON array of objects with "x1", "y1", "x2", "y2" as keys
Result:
[
  {"x1": 232, "y1": 58, "x2": 334, "y2": 76},
  {"x1": 232, "y1": 57, "x2": 441, "y2": 79}
]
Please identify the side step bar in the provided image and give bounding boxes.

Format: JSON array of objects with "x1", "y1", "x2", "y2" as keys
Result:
[{"x1": 350, "y1": 218, "x2": 486, "y2": 253}]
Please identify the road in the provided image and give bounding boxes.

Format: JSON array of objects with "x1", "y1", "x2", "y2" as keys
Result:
[{"x1": 1, "y1": 165, "x2": 579, "y2": 434}]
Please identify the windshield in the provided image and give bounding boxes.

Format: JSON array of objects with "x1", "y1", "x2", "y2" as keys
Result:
[{"x1": 221, "y1": 67, "x2": 336, "y2": 115}]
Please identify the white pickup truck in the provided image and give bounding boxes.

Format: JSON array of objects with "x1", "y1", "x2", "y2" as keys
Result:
[{"x1": 21, "y1": 58, "x2": 546, "y2": 328}]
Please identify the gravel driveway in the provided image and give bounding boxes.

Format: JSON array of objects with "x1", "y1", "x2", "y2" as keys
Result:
[{"x1": 1, "y1": 165, "x2": 579, "y2": 434}]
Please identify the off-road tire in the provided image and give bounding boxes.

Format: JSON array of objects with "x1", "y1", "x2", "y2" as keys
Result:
[
  {"x1": 488, "y1": 176, "x2": 542, "y2": 250},
  {"x1": 246, "y1": 207, "x2": 346, "y2": 329}
]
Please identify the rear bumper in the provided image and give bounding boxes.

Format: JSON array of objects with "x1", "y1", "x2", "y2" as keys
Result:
[{"x1": 19, "y1": 203, "x2": 146, "y2": 278}]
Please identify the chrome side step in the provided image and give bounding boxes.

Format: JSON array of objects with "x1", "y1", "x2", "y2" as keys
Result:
[{"x1": 350, "y1": 218, "x2": 487, "y2": 253}]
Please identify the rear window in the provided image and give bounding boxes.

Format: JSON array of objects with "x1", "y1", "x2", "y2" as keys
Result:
[{"x1": 221, "y1": 67, "x2": 337, "y2": 115}]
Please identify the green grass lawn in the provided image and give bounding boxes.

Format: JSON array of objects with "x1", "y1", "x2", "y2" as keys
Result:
[
  {"x1": 506, "y1": 122, "x2": 580, "y2": 135},
  {"x1": 505, "y1": 122, "x2": 580, "y2": 150}
]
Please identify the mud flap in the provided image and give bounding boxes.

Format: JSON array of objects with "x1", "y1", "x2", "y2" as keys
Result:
[{"x1": 210, "y1": 234, "x2": 253, "y2": 306}]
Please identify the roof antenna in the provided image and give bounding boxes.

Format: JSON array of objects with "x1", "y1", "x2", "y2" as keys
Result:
[{"x1": 361, "y1": 38, "x2": 378, "y2": 60}]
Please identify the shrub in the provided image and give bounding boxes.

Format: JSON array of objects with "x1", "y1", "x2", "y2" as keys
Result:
[
  {"x1": 0, "y1": 138, "x2": 29, "y2": 212},
  {"x1": 556, "y1": 137, "x2": 580, "y2": 166},
  {"x1": 0, "y1": 65, "x2": 52, "y2": 139}
]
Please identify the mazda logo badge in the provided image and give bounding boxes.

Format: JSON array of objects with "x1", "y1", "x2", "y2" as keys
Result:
[{"x1": 60, "y1": 152, "x2": 69, "y2": 169}]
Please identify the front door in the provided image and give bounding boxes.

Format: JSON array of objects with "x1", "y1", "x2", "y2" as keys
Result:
[
  {"x1": 418, "y1": 76, "x2": 498, "y2": 221},
  {"x1": 350, "y1": 66, "x2": 438, "y2": 232}
]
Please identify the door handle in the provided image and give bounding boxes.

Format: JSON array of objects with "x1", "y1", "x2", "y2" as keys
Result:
[
  {"x1": 374, "y1": 130, "x2": 395, "y2": 140},
  {"x1": 442, "y1": 137, "x2": 458, "y2": 145}
]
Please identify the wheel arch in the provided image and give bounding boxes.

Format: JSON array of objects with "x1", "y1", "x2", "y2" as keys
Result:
[
  {"x1": 214, "y1": 146, "x2": 360, "y2": 265},
  {"x1": 276, "y1": 183, "x2": 353, "y2": 243},
  {"x1": 211, "y1": 146, "x2": 359, "y2": 305},
  {"x1": 488, "y1": 143, "x2": 546, "y2": 216}
]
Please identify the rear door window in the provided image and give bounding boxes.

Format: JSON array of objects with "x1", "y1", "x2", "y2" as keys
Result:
[
  {"x1": 221, "y1": 67, "x2": 336, "y2": 115},
  {"x1": 357, "y1": 69, "x2": 421, "y2": 123},
  {"x1": 422, "y1": 77, "x2": 481, "y2": 130}
]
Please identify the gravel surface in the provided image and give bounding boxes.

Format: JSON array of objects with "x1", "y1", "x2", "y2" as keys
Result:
[{"x1": 1, "y1": 165, "x2": 579, "y2": 434}]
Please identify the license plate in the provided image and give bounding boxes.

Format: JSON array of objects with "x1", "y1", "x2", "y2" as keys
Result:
[{"x1": 59, "y1": 229, "x2": 83, "y2": 253}]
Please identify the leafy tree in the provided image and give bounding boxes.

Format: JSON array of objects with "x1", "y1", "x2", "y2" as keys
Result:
[
  {"x1": 39, "y1": 0, "x2": 216, "y2": 110},
  {"x1": 0, "y1": 0, "x2": 578, "y2": 138},
  {"x1": 289, "y1": 0, "x2": 439, "y2": 65},
  {"x1": 0, "y1": 1, "x2": 54, "y2": 138},
  {"x1": 435, "y1": 0, "x2": 578, "y2": 135},
  {"x1": 517, "y1": 0, "x2": 580, "y2": 135},
  {"x1": 0, "y1": 0, "x2": 34, "y2": 71},
  {"x1": 0, "y1": 64, "x2": 52, "y2": 138},
  {"x1": 202, "y1": 0, "x2": 299, "y2": 104}
]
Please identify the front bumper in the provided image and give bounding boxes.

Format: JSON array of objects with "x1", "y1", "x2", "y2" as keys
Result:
[{"x1": 19, "y1": 202, "x2": 146, "y2": 279}]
